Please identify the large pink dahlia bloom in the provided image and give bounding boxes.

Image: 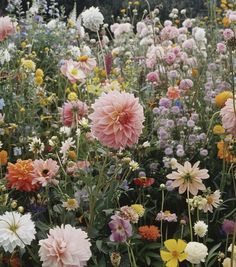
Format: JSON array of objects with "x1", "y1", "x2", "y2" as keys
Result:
[
  {"x1": 220, "y1": 98, "x2": 236, "y2": 136},
  {"x1": 39, "y1": 224, "x2": 91, "y2": 267},
  {"x1": 0, "y1": 16, "x2": 16, "y2": 42},
  {"x1": 89, "y1": 91, "x2": 145, "y2": 149}
]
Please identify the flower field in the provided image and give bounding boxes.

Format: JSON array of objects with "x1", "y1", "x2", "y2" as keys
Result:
[{"x1": 0, "y1": 0, "x2": 236, "y2": 266}]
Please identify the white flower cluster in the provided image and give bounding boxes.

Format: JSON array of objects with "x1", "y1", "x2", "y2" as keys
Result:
[{"x1": 82, "y1": 7, "x2": 104, "y2": 32}]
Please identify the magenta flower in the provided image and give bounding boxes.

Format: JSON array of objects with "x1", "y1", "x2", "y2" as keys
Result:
[
  {"x1": 222, "y1": 220, "x2": 235, "y2": 235},
  {"x1": 109, "y1": 215, "x2": 132, "y2": 242}
]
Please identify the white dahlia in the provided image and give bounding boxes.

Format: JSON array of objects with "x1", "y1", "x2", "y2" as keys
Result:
[
  {"x1": 0, "y1": 211, "x2": 36, "y2": 252},
  {"x1": 185, "y1": 242, "x2": 208, "y2": 264},
  {"x1": 194, "y1": 220, "x2": 208, "y2": 237},
  {"x1": 82, "y1": 7, "x2": 104, "y2": 32}
]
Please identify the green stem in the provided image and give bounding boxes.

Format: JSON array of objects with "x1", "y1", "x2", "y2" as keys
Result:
[
  {"x1": 187, "y1": 188, "x2": 193, "y2": 241},
  {"x1": 160, "y1": 189, "x2": 165, "y2": 246}
]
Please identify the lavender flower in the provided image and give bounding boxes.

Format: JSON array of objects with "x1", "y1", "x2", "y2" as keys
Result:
[
  {"x1": 222, "y1": 220, "x2": 235, "y2": 235},
  {"x1": 109, "y1": 215, "x2": 132, "y2": 242}
]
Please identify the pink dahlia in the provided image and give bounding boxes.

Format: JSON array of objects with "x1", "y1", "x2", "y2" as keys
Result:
[
  {"x1": 39, "y1": 224, "x2": 91, "y2": 267},
  {"x1": 220, "y1": 98, "x2": 236, "y2": 136},
  {"x1": 166, "y1": 161, "x2": 209, "y2": 195},
  {"x1": 32, "y1": 159, "x2": 59, "y2": 187},
  {"x1": 60, "y1": 59, "x2": 86, "y2": 83},
  {"x1": 89, "y1": 91, "x2": 144, "y2": 149},
  {"x1": 60, "y1": 100, "x2": 88, "y2": 128},
  {"x1": 0, "y1": 16, "x2": 16, "y2": 42}
]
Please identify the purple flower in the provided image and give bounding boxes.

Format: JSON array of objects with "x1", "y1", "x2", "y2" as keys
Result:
[
  {"x1": 109, "y1": 215, "x2": 132, "y2": 242},
  {"x1": 222, "y1": 220, "x2": 235, "y2": 234}
]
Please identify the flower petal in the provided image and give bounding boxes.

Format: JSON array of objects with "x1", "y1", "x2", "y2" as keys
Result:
[
  {"x1": 164, "y1": 239, "x2": 177, "y2": 252},
  {"x1": 160, "y1": 250, "x2": 173, "y2": 262}
]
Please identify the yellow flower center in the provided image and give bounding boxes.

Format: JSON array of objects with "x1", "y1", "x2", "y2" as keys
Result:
[
  {"x1": 171, "y1": 250, "x2": 179, "y2": 258},
  {"x1": 78, "y1": 55, "x2": 88, "y2": 62},
  {"x1": 164, "y1": 210, "x2": 171, "y2": 216},
  {"x1": 9, "y1": 223, "x2": 19, "y2": 233},
  {"x1": 71, "y1": 68, "x2": 78, "y2": 76},
  {"x1": 67, "y1": 199, "x2": 76, "y2": 206},
  {"x1": 207, "y1": 196, "x2": 213, "y2": 204}
]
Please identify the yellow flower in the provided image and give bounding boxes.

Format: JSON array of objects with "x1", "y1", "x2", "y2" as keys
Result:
[
  {"x1": 21, "y1": 41, "x2": 27, "y2": 49},
  {"x1": 215, "y1": 91, "x2": 233, "y2": 107},
  {"x1": 134, "y1": 1, "x2": 140, "y2": 5},
  {"x1": 67, "y1": 19, "x2": 75, "y2": 28},
  {"x1": 213, "y1": 125, "x2": 225, "y2": 135},
  {"x1": 35, "y1": 68, "x2": 44, "y2": 77},
  {"x1": 131, "y1": 204, "x2": 145, "y2": 217},
  {"x1": 67, "y1": 92, "x2": 78, "y2": 101},
  {"x1": 191, "y1": 68, "x2": 198, "y2": 77},
  {"x1": 21, "y1": 58, "x2": 36, "y2": 71},
  {"x1": 222, "y1": 17, "x2": 231, "y2": 27},
  {"x1": 68, "y1": 150, "x2": 77, "y2": 161},
  {"x1": 34, "y1": 76, "x2": 43, "y2": 86},
  {"x1": 160, "y1": 239, "x2": 187, "y2": 267},
  {"x1": 120, "y1": 9, "x2": 126, "y2": 13}
]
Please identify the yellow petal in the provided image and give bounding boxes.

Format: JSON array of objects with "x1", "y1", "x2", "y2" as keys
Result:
[
  {"x1": 176, "y1": 239, "x2": 187, "y2": 252},
  {"x1": 178, "y1": 252, "x2": 188, "y2": 262},
  {"x1": 160, "y1": 250, "x2": 173, "y2": 262},
  {"x1": 164, "y1": 239, "x2": 177, "y2": 252},
  {"x1": 166, "y1": 257, "x2": 178, "y2": 267}
]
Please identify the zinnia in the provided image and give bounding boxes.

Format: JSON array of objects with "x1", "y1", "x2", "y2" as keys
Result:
[
  {"x1": 166, "y1": 161, "x2": 209, "y2": 195},
  {"x1": 89, "y1": 91, "x2": 145, "y2": 149},
  {"x1": 0, "y1": 211, "x2": 36, "y2": 253},
  {"x1": 6, "y1": 160, "x2": 39, "y2": 192},
  {"x1": 138, "y1": 225, "x2": 160, "y2": 241},
  {"x1": 39, "y1": 224, "x2": 92, "y2": 267},
  {"x1": 220, "y1": 98, "x2": 236, "y2": 136},
  {"x1": 0, "y1": 16, "x2": 16, "y2": 42}
]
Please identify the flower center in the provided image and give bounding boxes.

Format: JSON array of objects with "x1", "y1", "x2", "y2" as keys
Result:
[
  {"x1": 78, "y1": 55, "x2": 88, "y2": 62},
  {"x1": 42, "y1": 169, "x2": 49, "y2": 177},
  {"x1": 164, "y1": 210, "x2": 171, "y2": 216},
  {"x1": 207, "y1": 196, "x2": 213, "y2": 204},
  {"x1": 9, "y1": 223, "x2": 19, "y2": 233},
  {"x1": 171, "y1": 250, "x2": 179, "y2": 258},
  {"x1": 71, "y1": 68, "x2": 78, "y2": 75},
  {"x1": 118, "y1": 112, "x2": 130, "y2": 124},
  {"x1": 183, "y1": 173, "x2": 192, "y2": 182}
]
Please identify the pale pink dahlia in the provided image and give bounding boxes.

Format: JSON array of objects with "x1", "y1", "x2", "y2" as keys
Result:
[
  {"x1": 220, "y1": 98, "x2": 236, "y2": 136},
  {"x1": 32, "y1": 159, "x2": 59, "y2": 187},
  {"x1": 0, "y1": 16, "x2": 16, "y2": 42},
  {"x1": 39, "y1": 224, "x2": 91, "y2": 267},
  {"x1": 60, "y1": 100, "x2": 88, "y2": 128},
  {"x1": 166, "y1": 161, "x2": 209, "y2": 195},
  {"x1": 89, "y1": 91, "x2": 144, "y2": 149}
]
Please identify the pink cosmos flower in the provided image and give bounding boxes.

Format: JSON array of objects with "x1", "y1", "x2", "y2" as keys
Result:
[
  {"x1": 60, "y1": 100, "x2": 88, "y2": 128},
  {"x1": 60, "y1": 59, "x2": 86, "y2": 83},
  {"x1": 166, "y1": 161, "x2": 209, "y2": 195},
  {"x1": 77, "y1": 56, "x2": 97, "y2": 74},
  {"x1": 89, "y1": 91, "x2": 145, "y2": 149},
  {"x1": 32, "y1": 159, "x2": 59, "y2": 187},
  {"x1": 220, "y1": 98, "x2": 236, "y2": 136},
  {"x1": 0, "y1": 16, "x2": 16, "y2": 42},
  {"x1": 39, "y1": 224, "x2": 91, "y2": 267}
]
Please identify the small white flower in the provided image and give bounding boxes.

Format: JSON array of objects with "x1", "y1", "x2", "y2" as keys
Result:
[
  {"x1": 76, "y1": 128, "x2": 81, "y2": 137},
  {"x1": 129, "y1": 160, "x2": 139, "y2": 171},
  {"x1": 79, "y1": 117, "x2": 89, "y2": 128},
  {"x1": 82, "y1": 6, "x2": 104, "y2": 32},
  {"x1": 142, "y1": 141, "x2": 150, "y2": 148},
  {"x1": 29, "y1": 137, "x2": 45, "y2": 154},
  {"x1": 185, "y1": 242, "x2": 208, "y2": 264},
  {"x1": 0, "y1": 211, "x2": 36, "y2": 253},
  {"x1": 170, "y1": 158, "x2": 178, "y2": 169},
  {"x1": 60, "y1": 137, "x2": 75, "y2": 162},
  {"x1": 172, "y1": 8, "x2": 179, "y2": 14},
  {"x1": 0, "y1": 141, "x2": 2, "y2": 149},
  {"x1": 62, "y1": 199, "x2": 79, "y2": 211},
  {"x1": 0, "y1": 49, "x2": 11, "y2": 65},
  {"x1": 194, "y1": 220, "x2": 208, "y2": 237},
  {"x1": 13, "y1": 147, "x2": 22, "y2": 156},
  {"x1": 60, "y1": 126, "x2": 71, "y2": 137},
  {"x1": 181, "y1": 9, "x2": 186, "y2": 15}
]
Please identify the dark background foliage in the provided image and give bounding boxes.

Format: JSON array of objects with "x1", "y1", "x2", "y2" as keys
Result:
[{"x1": 0, "y1": 0, "x2": 206, "y2": 21}]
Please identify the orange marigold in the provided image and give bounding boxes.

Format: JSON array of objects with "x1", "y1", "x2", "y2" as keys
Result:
[
  {"x1": 138, "y1": 225, "x2": 160, "y2": 241},
  {"x1": 0, "y1": 150, "x2": 8, "y2": 165},
  {"x1": 217, "y1": 140, "x2": 235, "y2": 163},
  {"x1": 6, "y1": 160, "x2": 39, "y2": 192}
]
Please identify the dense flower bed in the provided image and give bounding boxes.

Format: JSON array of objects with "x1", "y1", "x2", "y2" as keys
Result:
[{"x1": 0, "y1": 0, "x2": 236, "y2": 266}]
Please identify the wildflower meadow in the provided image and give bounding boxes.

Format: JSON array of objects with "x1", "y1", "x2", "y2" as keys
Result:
[{"x1": 0, "y1": 0, "x2": 236, "y2": 266}]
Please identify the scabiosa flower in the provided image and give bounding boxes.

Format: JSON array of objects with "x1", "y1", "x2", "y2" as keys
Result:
[
  {"x1": 220, "y1": 98, "x2": 236, "y2": 136},
  {"x1": 0, "y1": 16, "x2": 16, "y2": 42},
  {"x1": 156, "y1": 211, "x2": 177, "y2": 222},
  {"x1": 0, "y1": 211, "x2": 36, "y2": 253},
  {"x1": 117, "y1": 206, "x2": 139, "y2": 224},
  {"x1": 222, "y1": 219, "x2": 235, "y2": 235},
  {"x1": 82, "y1": 7, "x2": 104, "y2": 32},
  {"x1": 185, "y1": 242, "x2": 208, "y2": 264},
  {"x1": 60, "y1": 100, "x2": 88, "y2": 128},
  {"x1": 89, "y1": 91, "x2": 145, "y2": 149},
  {"x1": 166, "y1": 161, "x2": 209, "y2": 195},
  {"x1": 32, "y1": 159, "x2": 59, "y2": 187},
  {"x1": 194, "y1": 221, "x2": 208, "y2": 237},
  {"x1": 60, "y1": 59, "x2": 86, "y2": 84},
  {"x1": 109, "y1": 215, "x2": 132, "y2": 242},
  {"x1": 39, "y1": 225, "x2": 91, "y2": 267},
  {"x1": 6, "y1": 160, "x2": 39, "y2": 192},
  {"x1": 202, "y1": 190, "x2": 222, "y2": 213},
  {"x1": 138, "y1": 225, "x2": 160, "y2": 241}
]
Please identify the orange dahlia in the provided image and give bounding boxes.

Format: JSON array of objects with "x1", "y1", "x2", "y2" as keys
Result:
[
  {"x1": 6, "y1": 160, "x2": 39, "y2": 191},
  {"x1": 138, "y1": 225, "x2": 160, "y2": 241}
]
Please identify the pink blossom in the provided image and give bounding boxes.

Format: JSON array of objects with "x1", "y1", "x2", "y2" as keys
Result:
[
  {"x1": 146, "y1": 71, "x2": 159, "y2": 83},
  {"x1": 111, "y1": 23, "x2": 132, "y2": 37},
  {"x1": 77, "y1": 56, "x2": 97, "y2": 74},
  {"x1": 60, "y1": 60, "x2": 86, "y2": 83},
  {"x1": 0, "y1": 16, "x2": 16, "y2": 42},
  {"x1": 223, "y1": 29, "x2": 235, "y2": 41},
  {"x1": 160, "y1": 25, "x2": 179, "y2": 41},
  {"x1": 32, "y1": 159, "x2": 59, "y2": 187},
  {"x1": 167, "y1": 86, "x2": 180, "y2": 100},
  {"x1": 182, "y1": 18, "x2": 193, "y2": 28},
  {"x1": 182, "y1": 38, "x2": 196, "y2": 50},
  {"x1": 60, "y1": 100, "x2": 88, "y2": 128},
  {"x1": 179, "y1": 79, "x2": 193, "y2": 90},
  {"x1": 220, "y1": 98, "x2": 236, "y2": 136},
  {"x1": 165, "y1": 52, "x2": 176, "y2": 65},
  {"x1": 216, "y1": 42, "x2": 227, "y2": 54},
  {"x1": 89, "y1": 91, "x2": 144, "y2": 149},
  {"x1": 39, "y1": 224, "x2": 91, "y2": 267}
]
